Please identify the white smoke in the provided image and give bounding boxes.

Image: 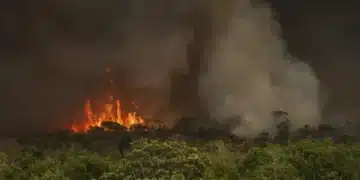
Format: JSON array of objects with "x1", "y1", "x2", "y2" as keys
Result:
[{"x1": 200, "y1": 0, "x2": 321, "y2": 137}]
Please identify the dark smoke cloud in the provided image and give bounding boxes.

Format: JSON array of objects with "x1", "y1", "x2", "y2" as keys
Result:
[
  {"x1": 1, "y1": 0, "x2": 359, "y2": 136},
  {"x1": 0, "y1": 0, "x2": 195, "y2": 135},
  {"x1": 273, "y1": 1, "x2": 360, "y2": 126}
]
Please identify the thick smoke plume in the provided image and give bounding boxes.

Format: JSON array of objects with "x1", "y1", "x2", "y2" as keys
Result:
[
  {"x1": 200, "y1": 0, "x2": 321, "y2": 137},
  {"x1": 3, "y1": 0, "x2": 359, "y2": 136},
  {"x1": 0, "y1": 0, "x2": 195, "y2": 135}
]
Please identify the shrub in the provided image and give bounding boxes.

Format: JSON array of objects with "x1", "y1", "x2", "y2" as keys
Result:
[
  {"x1": 0, "y1": 152, "x2": 9, "y2": 179},
  {"x1": 242, "y1": 144, "x2": 298, "y2": 180},
  {"x1": 60, "y1": 150, "x2": 110, "y2": 180},
  {"x1": 109, "y1": 138, "x2": 211, "y2": 179},
  {"x1": 287, "y1": 139, "x2": 360, "y2": 179},
  {"x1": 240, "y1": 139, "x2": 360, "y2": 180},
  {"x1": 205, "y1": 140, "x2": 243, "y2": 180},
  {"x1": 2, "y1": 136, "x2": 360, "y2": 179}
]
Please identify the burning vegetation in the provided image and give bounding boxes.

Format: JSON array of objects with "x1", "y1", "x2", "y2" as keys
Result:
[
  {"x1": 70, "y1": 67, "x2": 146, "y2": 133},
  {"x1": 70, "y1": 98, "x2": 145, "y2": 132}
]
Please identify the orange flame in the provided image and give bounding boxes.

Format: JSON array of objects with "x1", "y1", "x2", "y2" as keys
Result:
[{"x1": 71, "y1": 98, "x2": 145, "y2": 132}]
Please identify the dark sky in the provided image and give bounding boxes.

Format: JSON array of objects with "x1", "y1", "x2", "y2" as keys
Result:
[
  {"x1": 1, "y1": 0, "x2": 360, "y2": 135},
  {"x1": 270, "y1": 0, "x2": 360, "y2": 121}
]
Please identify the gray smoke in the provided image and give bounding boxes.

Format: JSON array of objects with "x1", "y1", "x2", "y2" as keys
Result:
[
  {"x1": 199, "y1": 0, "x2": 321, "y2": 137},
  {"x1": 1, "y1": 0, "x2": 341, "y2": 137}
]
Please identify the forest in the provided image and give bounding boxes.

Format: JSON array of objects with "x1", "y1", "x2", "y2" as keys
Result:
[
  {"x1": 1, "y1": 0, "x2": 360, "y2": 179},
  {"x1": 0, "y1": 116, "x2": 359, "y2": 180}
]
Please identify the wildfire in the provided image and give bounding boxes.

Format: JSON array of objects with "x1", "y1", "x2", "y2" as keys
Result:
[
  {"x1": 70, "y1": 66, "x2": 145, "y2": 132},
  {"x1": 71, "y1": 98, "x2": 145, "y2": 132}
]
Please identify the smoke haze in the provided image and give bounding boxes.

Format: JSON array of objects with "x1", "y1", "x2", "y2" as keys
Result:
[
  {"x1": 1, "y1": 0, "x2": 359, "y2": 136},
  {"x1": 200, "y1": 0, "x2": 320, "y2": 136},
  {"x1": 0, "y1": 0, "x2": 194, "y2": 135}
]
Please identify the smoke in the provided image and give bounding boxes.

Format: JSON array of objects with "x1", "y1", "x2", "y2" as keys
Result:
[
  {"x1": 278, "y1": 1, "x2": 360, "y2": 124},
  {"x1": 108, "y1": 0, "x2": 193, "y2": 122},
  {"x1": 3, "y1": 0, "x2": 358, "y2": 137},
  {"x1": 199, "y1": 0, "x2": 321, "y2": 137},
  {"x1": 0, "y1": 0, "x2": 194, "y2": 135}
]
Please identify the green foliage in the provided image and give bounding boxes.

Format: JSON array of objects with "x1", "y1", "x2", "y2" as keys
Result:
[
  {"x1": 109, "y1": 138, "x2": 211, "y2": 179},
  {"x1": 241, "y1": 139, "x2": 360, "y2": 180},
  {"x1": 3, "y1": 147, "x2": 111, "y2": 180},
  {"x1": 1, "y1": 137, "x2": 360, "y2": 179},
  {"x1": 28, "y1": 169, "x2": 69, "y2": 180},
  {"x1": 204, "y1": 140, "x2": 243, "y2": 180},
  {"x1": 287, "y1": 139, "x2": 360, "y2": 180},
  {"x1": 60, "y1": 150, "x2": 110, "y2": 180},
  {"x1": 242, "y1": 144, "x2": 299, "y2": 180},
  {"x1": 0, "y1": 152, "x2": 9, "y2": 179}
]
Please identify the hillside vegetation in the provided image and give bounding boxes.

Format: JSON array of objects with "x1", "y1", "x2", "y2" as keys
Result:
[{"x1": 1, "y1": 132, "x2": 360, "y2": 180}]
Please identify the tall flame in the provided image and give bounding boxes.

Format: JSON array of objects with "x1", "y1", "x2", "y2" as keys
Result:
[
  {"x1": 71, "y1": 66, "x2": 144, "y2": 132},
  {"x1": 71, "y1": 98, "x2": 145, "y2": 132}
]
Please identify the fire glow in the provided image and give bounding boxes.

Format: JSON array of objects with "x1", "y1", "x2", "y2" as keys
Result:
[
  {"x1": 70, "y1": 66, "x2": 145, "y2": 132},
  {"x1": 71, "y1": 97, "x2": 145, "y2": 132}
]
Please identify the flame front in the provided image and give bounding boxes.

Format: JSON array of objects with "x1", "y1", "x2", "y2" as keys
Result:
[{"x1": 71, "y1": 98, "x2": 145, "y2": 132}]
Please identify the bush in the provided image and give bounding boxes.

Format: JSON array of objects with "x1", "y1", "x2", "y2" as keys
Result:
[
  {"x1": 287, "y1": 139, "x2": 360, "y2": 179},
  {"x1": 0, "y1": 152, "x2": 9, "y2": 179},
  {"x1": 240, "y1": 139, "x2": 360, "y2": 180},
  {"x1": 60, "y1": 149, "x2": 111, "y2": 180},
  {"x1": 3, "y1": 147, "x2": 111, "y2": 180},
  {"x1": 204, "y1": 141, "x2": 243, "y2": 180},
  {"x1": 241, "y1": 144, "x2": 299, "y2": 180},
  {"x1": 108, "y1": 138, "x2": 211, "y2": 179},
  {"x1": 1, "y1": 136, "x2": 360, "y2": 179}
]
